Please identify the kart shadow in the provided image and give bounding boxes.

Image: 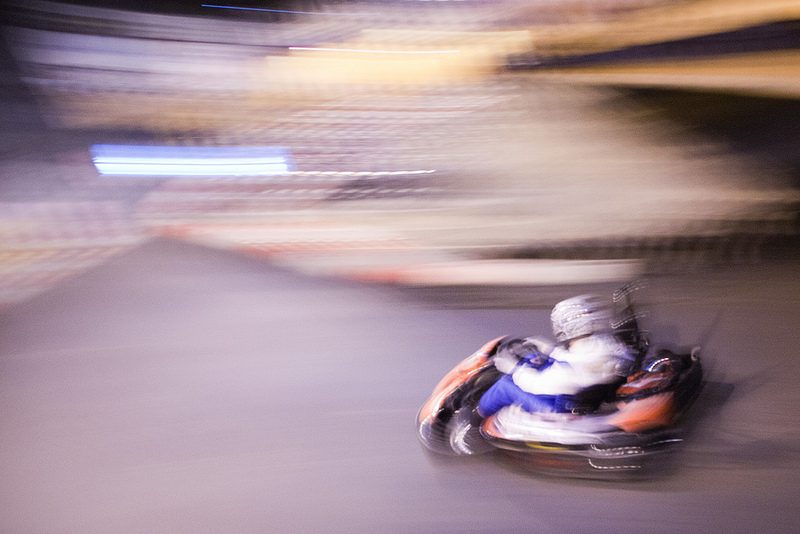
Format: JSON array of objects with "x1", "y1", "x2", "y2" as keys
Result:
[{"x1": 680, "y1": 371, "x2": 800, "y2": 470}]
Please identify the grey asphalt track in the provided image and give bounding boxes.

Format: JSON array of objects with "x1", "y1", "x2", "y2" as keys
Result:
[{"x1": 1, "y1": 239, "x2": 799, "y2": 533}]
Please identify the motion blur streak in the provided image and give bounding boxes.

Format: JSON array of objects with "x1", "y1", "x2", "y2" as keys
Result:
[
  {"x1": 202, "y1": 4, "x2": 373, "y2": 16},
  {"x1": 287, "y1": 47, "x2": 462, "y2": 54},
  {"x1": 1, "y1": 0, "x2": 800, "y2": 530}
]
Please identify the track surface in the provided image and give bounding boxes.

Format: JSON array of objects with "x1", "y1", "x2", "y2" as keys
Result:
[{"x1": 1, "y1": 239, "x2": 799, "y2": 533}]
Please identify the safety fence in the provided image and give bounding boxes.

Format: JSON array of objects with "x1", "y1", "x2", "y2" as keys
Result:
[
  {"x1": 134, "y1": 172, "x2": 444, "y2": 224},
  {"x1": 0, "y1": 201, "x2": 145, "y2": 309}
]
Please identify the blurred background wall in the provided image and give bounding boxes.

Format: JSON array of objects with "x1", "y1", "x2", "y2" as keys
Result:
[{"x1": 1, "y1": 0, "x2": 799, "y2": 306}]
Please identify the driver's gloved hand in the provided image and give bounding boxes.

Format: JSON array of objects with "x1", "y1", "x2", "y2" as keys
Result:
[
  {"x1": 523, "y1": 336, "x2": 554, "y2": 356},
  {"x1": 525, "y1": 351, "x2": 551, "y2": 369}
]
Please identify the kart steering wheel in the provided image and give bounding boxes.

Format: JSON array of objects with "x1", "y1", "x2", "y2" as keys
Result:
[{"x1": 497, "y1": 337, "x2": 549, "y2": 369}]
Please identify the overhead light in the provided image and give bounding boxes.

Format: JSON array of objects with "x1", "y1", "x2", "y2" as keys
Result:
[{"x1": 90, "y1": 145, "x2": 294, "y2": 177}]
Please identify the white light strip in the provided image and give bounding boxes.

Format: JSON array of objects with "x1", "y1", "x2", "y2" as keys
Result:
[
  {"x1": 90, "y1": 145, "x2": 294, "y2": 177},
  {"x1": 94, "y1": 157, "x2": 288, "y2": 165},
  {"x1": 94, "y1": 166, "x2": 435, "y2": 178},
  {"x1": 94, "y1": 163, "x2": 289, "y2": 177},
  {"x1": 289, "y1": 47, "x2": 460, "y2": 54},
  {"x1": 90, "y1": 146, "x2": 436, "y2": 178}
]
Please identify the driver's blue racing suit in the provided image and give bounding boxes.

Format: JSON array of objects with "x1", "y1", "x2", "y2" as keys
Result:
[
  {"x1": 477, "y1": 358, "x2": 578, "y2": 415},
  {"x1": 478, "y1": 334, "x2": 634, "y2": 417}
]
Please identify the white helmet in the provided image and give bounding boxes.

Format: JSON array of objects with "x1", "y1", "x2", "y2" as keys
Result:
[{"x1": 550, "y1": 295, "x2": 609, "y2": 343}]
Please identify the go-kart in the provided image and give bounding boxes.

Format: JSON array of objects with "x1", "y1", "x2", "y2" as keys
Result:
[{"x1": 417, "y1": 284, "x2": 704, "y2": 479}]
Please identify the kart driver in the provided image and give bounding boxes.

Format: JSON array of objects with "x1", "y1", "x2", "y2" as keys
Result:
[{"x1": 477, "y1": 295, "x2": 636, "y2": 417}]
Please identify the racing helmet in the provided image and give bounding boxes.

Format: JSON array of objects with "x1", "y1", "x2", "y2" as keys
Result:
[{"x1": 550, "y1": 295, "x2": 609, "y2": 343}]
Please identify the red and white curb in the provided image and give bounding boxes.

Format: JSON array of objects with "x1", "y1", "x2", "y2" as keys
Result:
[{"x1": 152, "y1": 223, "x2": 645, "y2": 286}]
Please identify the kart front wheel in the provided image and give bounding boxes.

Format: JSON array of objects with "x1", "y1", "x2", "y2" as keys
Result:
[{"x1": 448, "y1": 409, "x2": 493, "y2": 456}]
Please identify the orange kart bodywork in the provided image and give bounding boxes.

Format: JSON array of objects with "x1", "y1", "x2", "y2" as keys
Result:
[{"x1": 417, "y1": 337, "x2": 503, "y2": 425}]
